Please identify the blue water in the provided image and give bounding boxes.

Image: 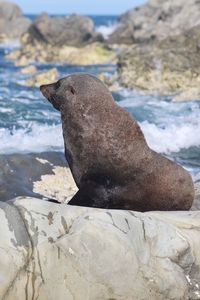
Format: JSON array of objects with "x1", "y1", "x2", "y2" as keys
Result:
[{"x1": 0, "y1": 15, "x2": 200, "y2": 182}]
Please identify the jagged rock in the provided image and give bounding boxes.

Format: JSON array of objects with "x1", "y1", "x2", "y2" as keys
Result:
[
  {"x1": 108, "y1": 0, "x2": 200, "y2": 44},
  {"x1": 0, "y1": 1, "x2": 31, "y2": 41},
  {"x1": 117, "y1": 25, "x2": 200, "y2": 99},
  {"x1": 0, "y1": 197, "x2": 200, "y2": 300},
  {"x1": 5, "y1": 11, "x2": 116, "y2": 65},
  {"x1": 25, "y1": 68, "x2": 58, "y2": 87},
  {"x1": 26, "y1": 12, "x2": 103, "y2": 47}
]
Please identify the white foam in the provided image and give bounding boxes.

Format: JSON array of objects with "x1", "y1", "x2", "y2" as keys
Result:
[
  {"x1": 118, "y1": 90, "x2": 200, "y2": 154},
  {"x1": 95, "y1": 23, "x2": 118, "y2": 39},
  {"x1": 0, "y1": 39, "x2": 20, "y2": 49},
  {"x1": 0, "y1": 107, "x2": 14, "y2": 113},
  {"x1": 0, "y1": 123, "x2": 64, "y2": 154},
  {"x1": 140, "y1": 120, "x2": 200, "y2": 154}
]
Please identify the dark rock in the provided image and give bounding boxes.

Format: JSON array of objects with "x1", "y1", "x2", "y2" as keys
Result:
[
  {"x1": 0, "y1": 152, "x2": 67, "y2": 201},
  {"x1": 27, "y1": 13, "x2": 104, "y2": 47},
  {"x1": 0, "y1": 1, "x2": 31, "y2": 40}
]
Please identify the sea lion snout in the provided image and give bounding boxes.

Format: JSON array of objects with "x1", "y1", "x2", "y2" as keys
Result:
[
  {"x1": 40, "y1": 83, "x2": 55, "y2": 100},
  {"x1": 40, "y1": 83, "x2": 61, "y2": 111}
]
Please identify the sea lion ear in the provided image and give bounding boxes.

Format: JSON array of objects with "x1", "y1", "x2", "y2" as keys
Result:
[{"x1": 68, "y1": 85, "x2": 76, "y2": 95}]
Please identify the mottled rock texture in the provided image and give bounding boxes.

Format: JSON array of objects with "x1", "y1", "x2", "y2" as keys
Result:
[
  {"x1": 0, "y1": 197, "x2": 200, "y2": 300},
  {"x1": 108, "y1": 0, "x2": 200, "y2": 44},
  {"x1": 7, "y1": 41, "x2": 116, "y2": 66},
  {"x1": 117, "y1": 25, "x2": 200, "y2": 100}
]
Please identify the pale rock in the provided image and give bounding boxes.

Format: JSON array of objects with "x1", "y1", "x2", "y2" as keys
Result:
[
  {"x1": 0, "y1": 197, "x2": 200, "y2": 299},
  {"x1": 25, "y1": 68, "x2": 58, "y2": 87},
  {"x1": 173, "y1": 87, "x2": 200, "y2": 101},
  {"x1": 33, "y1": 166, "x2": 78, "y2": 203},
  {"x1": 20, "y1": 65, "x2": 37, "y2": 75},
  {"x1": 7, "y1": 41, "x2": 116, "y2": 66},
  {"x1": 14, "y1": 55, "x2": 29, "y2": 67}
]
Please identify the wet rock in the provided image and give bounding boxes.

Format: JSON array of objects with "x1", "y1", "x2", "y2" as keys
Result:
[
  {"x1": 117, "y1": 25, "x2": 200, "y2": 99},
  {"x1": 0, "y1": 1, "x2": 31, "y2": 41},
  {"x1": 108, "y1": 0, "x2": 200, "y2": 44},
  {"x1": 25, "y1": 68, "x2": 58, "y2": 87},
  {"x1": 0, "y1": 152, "x2": 67, "y2": 201},
  {"x1": 0, "y1": 197, "x2": 200, "y2": 299}
]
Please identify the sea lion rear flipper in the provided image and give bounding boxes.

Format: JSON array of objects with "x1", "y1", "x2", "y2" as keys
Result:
[
  {"x1": 68, "y1": 189, "x2": 94, "y2": 207},
  {"x1": 68, "y1": 183, "x2": 108, "y2": 208}
]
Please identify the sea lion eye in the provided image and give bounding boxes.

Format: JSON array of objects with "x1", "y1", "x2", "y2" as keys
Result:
[{"x1": 69, "y1": 86, "x2": 76, "y2": 95}]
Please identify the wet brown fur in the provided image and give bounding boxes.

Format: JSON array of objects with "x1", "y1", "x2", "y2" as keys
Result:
[{"x1": 40, "y1": 73, "x2": 194, "y2": 211}]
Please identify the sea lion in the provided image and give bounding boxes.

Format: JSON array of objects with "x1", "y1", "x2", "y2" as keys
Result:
[{"x1": 40, "y1": 73, "x2": 194, "y2": 211}]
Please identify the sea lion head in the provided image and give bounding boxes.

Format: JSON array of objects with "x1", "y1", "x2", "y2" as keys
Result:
[{"x1": 40, "y1": 73, "x2": 110, "y2": 111}]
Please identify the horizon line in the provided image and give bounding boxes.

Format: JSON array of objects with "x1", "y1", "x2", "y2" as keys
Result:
[{"x1": 23, "y1": 12, "x2": 120, "y2": 16}]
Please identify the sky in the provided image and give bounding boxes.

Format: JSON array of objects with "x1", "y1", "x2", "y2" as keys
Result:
[{"x1": 11, "y1": 0, "x2": 146, "y2": 15}]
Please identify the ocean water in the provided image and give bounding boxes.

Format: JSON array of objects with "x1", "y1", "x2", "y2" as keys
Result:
[{"x1": 0, "y1": 15, "x2": 200, "y2": 200}]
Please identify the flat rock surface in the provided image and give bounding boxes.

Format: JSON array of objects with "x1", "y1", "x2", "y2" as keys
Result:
[{"x1": 0, "y1": 197, "x2": 200, "y2": 299}]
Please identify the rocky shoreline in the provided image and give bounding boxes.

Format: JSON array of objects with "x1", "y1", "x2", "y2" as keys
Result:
[
  {"x1": 1, "y1": 2, "x2": 200, "y2": 298},
  {"x1": 2, "y1": 0, "x2": 200, "y2": 100},
  {"x1": 111, "y1": 0, "x2": 200, "y2": 100}
]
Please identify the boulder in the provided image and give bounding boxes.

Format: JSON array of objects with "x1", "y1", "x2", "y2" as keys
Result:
[
  {"x1": 117, "y1": 25, "x2": 200, "y2": 100},
  {"x1": 0, "y1": 1, "x2": 31, "y2": 41},
  {"x1": 108, "y1": 0, "x2": 200, "y2": 44},
  {"x1": 26, "y1": 12, "x2": 103, "y2": 47},
  {"x1": 0, "y1": 197, "x2": 200, "y2": 299}
]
